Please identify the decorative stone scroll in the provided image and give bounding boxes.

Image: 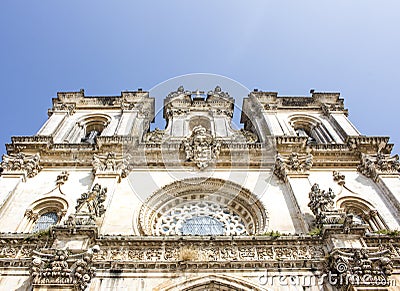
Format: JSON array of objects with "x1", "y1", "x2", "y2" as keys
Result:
[
  {"x1": 30, "y1": 246, "x2": 99, "y2": 290},
  {"x1": 167, "y1": 85, "x2": 191, "y2": 99},
  {"x1": 92, "y1": 152, "x2": 128, "y2": 179},
  {"x1": 274, "y1": 152, "x2": 313, "y2": 181},
  {"x1": 328, "y1": 248, "x2": 393, "y2": 288},
  {"x1": 233, "y1": 129, "x2": 258, "y2": 143},
  {"x1": 308, "y1": 183, "x2": 342, "y2": 226},
  {"x1": 183, "y1": 125, "x2": 221, "y2": 169},
  {"x1": 358, "y1": 152, "x2": 400, "y2": 181},
  {"x1": 333, "y1": 171, "x2": 345, "y2": 185},
  {"x1": 207, "y1": 85, "x2": 231, "y2": 100},
  {"x1": 143, "y1": 128, "x2": 166, "y2": 144},
  {"x1": 75, "y1": 183, "x2": 107, "y2": 219},
  {"x1": 56, "y1": 171, "x2": 69, "y2": 186},
  {"x1": 0, "y1": 152, "x2": 42, "y2": 178}
]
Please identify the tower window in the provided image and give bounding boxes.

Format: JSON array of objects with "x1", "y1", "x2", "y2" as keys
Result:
[
  {"x1": 32, "y1": 212, "x2": 59, "y2": 233},
  {"x1": 81, "y1": 122, "x2": 105, "y2": 144}
]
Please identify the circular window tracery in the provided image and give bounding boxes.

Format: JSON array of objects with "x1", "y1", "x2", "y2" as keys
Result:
[
  {"x1": 139, "y1": 177, "x2": 268, "y2": 236},
  {"x1": 156, "y1": 201, "x2": 247, "y2": 236}
]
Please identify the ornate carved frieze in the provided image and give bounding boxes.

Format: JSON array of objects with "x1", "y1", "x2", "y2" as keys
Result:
[
  {"x1": 358, "y1": 152, "x2": 400, "y2": 181},
  {"x1": 328, "y1": 248, "x2": 393, "y2": 288},
  {"x1": 30, "y1": 247, "x2": 99, "y2": 290},
  {"x1": 50, "y1": 102, "x2": 76, "y2": 115},
  {"x1": 183, "y1": 125, "x2": 221, "y2": 169},
  {"x1": 92, "y1": 152, "x2": 128, "y2": 179},
  {"x1": 274, "y1": 152, "x2": 313, "y2": 181},
  {"x1": 75, "y1": 183, "x2": 107, "y2": 218},
  {"x1": 64, "y1": 214, "x2": 96, "y2": 230},
  {"x1": 0, "y1": 152, "x2": 42, "y2": 178},
  {"x1": 93, "y1": 240, "x2": 325, "y2": 263}
]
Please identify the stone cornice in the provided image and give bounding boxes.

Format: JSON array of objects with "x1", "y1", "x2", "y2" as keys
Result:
[
  {"x1": 248, "y1": 91, "x2": 346, "y2": 112},
  {"x1": 49, "y1": 89, "x2": 155, "y2": 119}
]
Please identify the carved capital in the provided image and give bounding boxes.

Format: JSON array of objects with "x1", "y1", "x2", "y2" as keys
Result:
[
  {"x1": 92, "y1": 152, "x2": 128, "y2": 180},
  {"x1": 328, "y1": 248, "x2": 393, "y2": 288},
  {"x1": 30, "y1": 247, "x2": 99, "y2": 290},
  {"x1": 1, "y1": 153, "x2": 42, "y2": 178},
  {"x1": 358, "y1": 153, "x2": 400, "y2": 181},
  {"x1": 274, "y1": 153, "x2": 313, "y2": 181}
]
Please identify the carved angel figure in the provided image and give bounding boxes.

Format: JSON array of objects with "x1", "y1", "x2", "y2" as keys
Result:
[{"x1": 75, "y1": 183, "x2": 107, "y2": 217}]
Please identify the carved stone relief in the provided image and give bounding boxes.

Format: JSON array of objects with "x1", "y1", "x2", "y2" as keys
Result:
[
  {"x1": 358, "y1": 152, "x2": 400, "y2": 181},
  {"x1": 30, "y1": 247, "x2": 99, "y2": 290},
  {"x1": 308, "y1": 183, "x2": 343, "y2": 226},
  {"x1": 92, "y1": 152, "x2": 128, "y2": 179},
  {"x1": 1, "y1": 152, "x2": 42, "y2": 178},
  {"x1": 143, "y1": 128, "x2": 166, "y2": 144},
  {"x1": 328, "y1": 248, "x2": 393, "y2": 288},
  {"x1": 183, "y1": 125, "x2": 221, "y2": 169},
  {"x1": 75, "y1": 183, "x2": 107, "y2": 223},
  {"x1": 274, "y1": 152, "x2": 313, "y2": 181}
]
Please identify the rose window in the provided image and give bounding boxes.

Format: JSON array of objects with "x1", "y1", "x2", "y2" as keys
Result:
[
  {"x1": 138, "y1": 178, "x2": 268, "y2": 236},
  {"x1": 155, "y1": 201, "x2": 247, "y2": 236}
]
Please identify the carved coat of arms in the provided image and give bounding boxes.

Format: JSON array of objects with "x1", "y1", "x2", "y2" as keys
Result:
[{"x1": 183, "y1": 125, "x2": 221, "y2": 169}]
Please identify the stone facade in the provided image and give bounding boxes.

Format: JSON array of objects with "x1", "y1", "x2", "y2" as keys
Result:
[{"x1": 0, "y1": 87, "x2": 400, "y2": 290}]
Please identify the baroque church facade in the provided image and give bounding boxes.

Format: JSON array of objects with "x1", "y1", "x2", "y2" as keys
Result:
[{"x1": 0, "y1": 86, "x2": 399, "y2": 290}]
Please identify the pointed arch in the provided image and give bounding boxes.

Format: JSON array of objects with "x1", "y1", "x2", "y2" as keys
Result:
[{"x1": 157, "y1": 274, "x2": 268, "y2": 291}]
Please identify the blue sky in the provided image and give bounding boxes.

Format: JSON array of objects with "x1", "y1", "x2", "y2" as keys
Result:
[{"x1": 1, "y1": 1, "x2": 399, "y2": 155}]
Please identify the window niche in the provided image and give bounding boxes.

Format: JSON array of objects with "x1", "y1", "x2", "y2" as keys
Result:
[
  {"x1": 338, "y1": 198, "x2": 388, "y2": 232},
  {"x1": 81, "y1": 120, "x2": 107, "y2": 144},
  {"x1": 19, "y1": 197, "x2": 68, "y2": 233},
  {"x1": 64, "y1": 114, "x2": 111, "y2": 144},
  {"x1": 289, "y1": 115, "x2": 334, "y2": 145}
]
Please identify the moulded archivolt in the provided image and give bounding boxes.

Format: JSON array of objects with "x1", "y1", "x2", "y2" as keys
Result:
[{"x1": 138, "y1": 177, "x2": 268, "y2": 236}]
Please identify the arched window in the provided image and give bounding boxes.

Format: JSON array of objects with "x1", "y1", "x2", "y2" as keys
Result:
[
  {"x1": 19, "y1": 196, "x2": 68, "y2": 233},
  {"x1": 63, "y1": 114, "x2": 111, "y2": 144},
  {"x1": 289, "y1": 115, "x2": 334, "y2": 145},
  {"x1": 337, "y1": 197, "x2": 387, "y2": 232},
  {"x1": 81, "y1": 119, "x2": 108, "y2": 144},
  {"x1": 139, "y1": 178, "x2": 268, "y2": 236},
  {"x1": 32, "y1": 212, "x2": 59, "y2": 232}
]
